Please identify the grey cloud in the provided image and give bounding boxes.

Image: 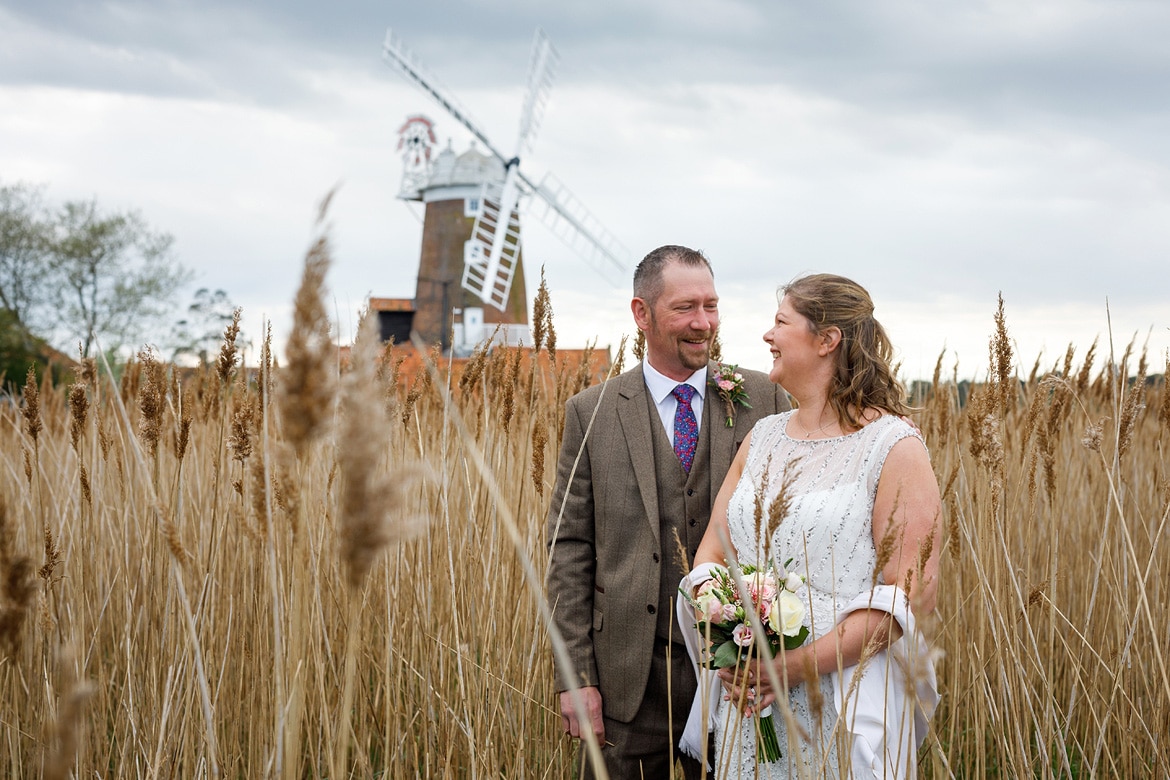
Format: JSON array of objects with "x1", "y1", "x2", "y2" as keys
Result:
[{"x1": 7, "y1": 0, "x2": 1170, "y2": 125}]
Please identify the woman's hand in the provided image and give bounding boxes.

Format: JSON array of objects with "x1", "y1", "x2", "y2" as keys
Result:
[
  {"x1": 717, "y1": 651, "x2": 807, "y2": 715},
  {"x1": 718, "y1": 661, "x2": 770, "y2": 715}
]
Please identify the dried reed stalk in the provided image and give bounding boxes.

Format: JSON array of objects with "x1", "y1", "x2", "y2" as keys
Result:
[
  {"x1": 338, "y1": 312, "x2": 425, "y2": 590},
  {"x1": 334, "y1": 311, "x2": 427, "y2": 777},
  {"x1": 42, "y1": 652, "x2": 94, "y2": 780},
  {"x1": 0, "y1": 494, "x2": 35, "y2": 655}
]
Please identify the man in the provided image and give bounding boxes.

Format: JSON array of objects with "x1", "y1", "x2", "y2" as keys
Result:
[{"x1": 547, "y1": 245, "x2": 790, "y2": 778}]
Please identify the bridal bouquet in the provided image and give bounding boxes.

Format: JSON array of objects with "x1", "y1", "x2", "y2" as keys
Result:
[{"x1": 683, "y1": 561, "x2": 810, "y2": 763}]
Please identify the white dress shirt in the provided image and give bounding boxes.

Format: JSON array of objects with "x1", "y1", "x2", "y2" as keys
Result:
[{"x1": 642, "y1": 361, "x2": 707, "y2": 448}]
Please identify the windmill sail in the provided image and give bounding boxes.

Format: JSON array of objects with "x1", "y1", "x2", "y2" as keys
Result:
[
  {"x1": 462, "y1": 179, "x2": 522, "y2": 309},
  {"x1": 383, "y1": 27, "x2": 628, "y2": 317},
  {"x1": 527, "y1": 173, "x2": 628, "y2": 286}
]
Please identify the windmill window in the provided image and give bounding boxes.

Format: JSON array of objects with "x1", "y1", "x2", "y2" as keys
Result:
[{"x1": 464, "y1": 197, "x2": 481, "y2": 217}]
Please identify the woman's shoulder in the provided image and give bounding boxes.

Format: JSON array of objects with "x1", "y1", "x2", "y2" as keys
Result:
[
  {"x1": 744, "y1": 410, "x2": 793, "y2": 447},
  {"x1": 753, "y1": 409, "x2": 793, "y2": 430},
  {"x1": 859, "y1": 410, "x2": 923, "y2": 446}
]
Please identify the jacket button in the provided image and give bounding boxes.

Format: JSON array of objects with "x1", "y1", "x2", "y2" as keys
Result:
[
  {"x1": 647, "y1": 604, "x2": 656, "y2": 614},
  {"x1": 652, "y1": 552, "x2": 660, "y2": 563},
  {"x1": 689, "y1": 518, "x2": 697, "y2": 527},
  {"x1": 687, "y1": 488, "x2": 694, "y2": 496}
]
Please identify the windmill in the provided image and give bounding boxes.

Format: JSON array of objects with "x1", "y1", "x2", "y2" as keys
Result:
[{"x1": 382, "y1": 28, "x2": 629, "y2": 353}]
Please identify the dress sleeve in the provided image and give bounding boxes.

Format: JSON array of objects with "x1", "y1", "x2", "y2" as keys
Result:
[{"x1": 829, "y1": 584, "x2": 940, "y2": 779}]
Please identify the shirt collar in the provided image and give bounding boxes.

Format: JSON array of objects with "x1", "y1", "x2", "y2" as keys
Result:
[{"x1": 642, "y1": 360, "x2": 708, "y2": 405}]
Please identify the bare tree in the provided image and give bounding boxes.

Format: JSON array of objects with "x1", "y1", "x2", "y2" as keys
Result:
[
  {"x1": 48, "y1": 199, "x2": 191, "y2": 356},
  {"x1": 168, "y1": 287, "x2": 242, "y2": 365},
  {"x1": 0, "y1": 182, "x2": 51, "y2": 332}
]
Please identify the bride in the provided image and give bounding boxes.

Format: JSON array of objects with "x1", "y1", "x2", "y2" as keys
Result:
[{"x1": 679, "y1": 274, "x2": 941, "y2": 779}]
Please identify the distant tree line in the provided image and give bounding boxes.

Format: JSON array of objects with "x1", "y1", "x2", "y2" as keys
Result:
[{"x1": 1, "y1": 180, "x2": 239, "y2": 387}]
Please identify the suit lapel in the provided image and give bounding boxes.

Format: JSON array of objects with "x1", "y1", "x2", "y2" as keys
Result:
[
  {"x1": 618, "y1": 365, "x2": 661, "y2": 547},
  {"x1": 707, "y1": 361, "x2": 739, "y2": 498}
]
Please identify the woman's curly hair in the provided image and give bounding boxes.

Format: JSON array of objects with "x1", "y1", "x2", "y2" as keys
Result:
[{"x1": 781, "y1": 273, "x2": 911, "y2": 430}]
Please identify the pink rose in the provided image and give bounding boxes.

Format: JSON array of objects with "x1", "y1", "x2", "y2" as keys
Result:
[
  {"x1": 732, "y1": 623, "x2": 753, "y2": 647},
  {"x1": 717, "y1": 378, "x2": 734, "y2": 391},
  {"x1": 721, "y1": 603, "x2": 739, "y2": 622},
  {"x1": 699, "y1": 596, "x2": 723, "y2": 623}
]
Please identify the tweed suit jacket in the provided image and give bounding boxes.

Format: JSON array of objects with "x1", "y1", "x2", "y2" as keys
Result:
[{"x1": 546, "y1": 360, "x2": 788, "y2": 723}]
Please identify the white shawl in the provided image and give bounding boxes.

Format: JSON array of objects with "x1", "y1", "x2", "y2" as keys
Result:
[{"x1": 676, "y1": 571, "x2": 939, "y2": 778}]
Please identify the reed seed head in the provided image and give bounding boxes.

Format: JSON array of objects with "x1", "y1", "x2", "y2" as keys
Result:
[
  {"x1": 79, "y1": 463, "x2": 91, "y2": 507},
  {"x1": 174, "y1": 389, "x2": 192, "y2": 462},
  {"x1": 339, "y1": 311, "x2": 425, "y2": 590},
  {"x1": 612, "y1": 338, "x2": 626, "y2": 377},
  {"x1": 228, "y1": 375, "x2": 253, "y2": 463},
  {"x1": 136, "y1": 347, "x2": 165, "y2": 458},
  {"x1": 765, "y1": 464, "x2": 795, "y2": 546},
  {"x1": 531, "y1": 267, "x2": 549, "y2": 353},
  {"x1": 278, "y1": 233, "x2": 336, "y2": 455},
  {"x1": 21, "y1": 367, "x2": 41, "y2": 444},
  {"x1": 68, "y1": 382, "x2": 88, "y2": 452},
  {"x1": 1076, "y1": 338, "x2": 1098, "y2": 394},
  {"x1": 1158, "y1": 355, "x2": 1170, "y2": 433},
  {"x1": 991, "y1": 293, "x2": 1014, "y2": 412},
  {"x1": 1118, "y1": 357, "x2": 1146, "y2": 459},
  {"x1": 216, "y1": 306, "x2": 243, "y2": 385},
  {"x1": 874, "y1": 505, "x2": 902, "y2": 587},
  {"x1": 39, "y1": 525, "x2": 61, "y2": 586},
  {"x1": 1081, "y1": 417, "x2": 1106, "y2": 452},
  {"x1": 499, "y1": 348, "x2": 518, "y2": 429},
  {"x1": 574, "y1": 340, "x2": 596, "y2": 394},
  {"x1": 531, "y1": 413, "x2": 548, "y2": 498},
  {"x1": 79, "y1": 356, "x2": 98, "y2": 389},
  {"x1": 459, "y1": 337, "x2": 491, "y2": 396}
]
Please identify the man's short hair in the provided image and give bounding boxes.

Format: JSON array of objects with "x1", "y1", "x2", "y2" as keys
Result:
[{"x1": 632, "y1": 245, "x2": 713, "y2": 307}]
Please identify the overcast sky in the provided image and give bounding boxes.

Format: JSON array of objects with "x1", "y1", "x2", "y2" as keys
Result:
[{"x1": 2, "y1": 0, "x2": 1167, "y2": 380}]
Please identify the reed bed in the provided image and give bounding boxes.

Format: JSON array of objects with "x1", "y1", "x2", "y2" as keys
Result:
[{"x1": 1, "y1": 253, "x2": 1167, "y2": 777}]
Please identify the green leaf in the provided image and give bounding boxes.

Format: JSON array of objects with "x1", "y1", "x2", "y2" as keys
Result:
[
  {"x1": 784, "y1": 626, "x2": 811, "y2": 651},
  {"x1": 711, "y1": 640, "x2": 742, "y2": 669}
]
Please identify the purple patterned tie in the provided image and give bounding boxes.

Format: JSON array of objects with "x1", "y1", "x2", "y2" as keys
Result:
[{"x1": 672, "y1": 384, "x2": 698, "y2": 473}]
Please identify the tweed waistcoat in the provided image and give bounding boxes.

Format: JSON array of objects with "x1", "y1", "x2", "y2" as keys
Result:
[{"x1": 648, "y1": 389, "x2": 714, "y2": 643}]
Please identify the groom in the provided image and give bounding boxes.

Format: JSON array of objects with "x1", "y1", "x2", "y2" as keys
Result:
[{"x1": 546, "y1": 245, "x2": 789, "y2": 778}]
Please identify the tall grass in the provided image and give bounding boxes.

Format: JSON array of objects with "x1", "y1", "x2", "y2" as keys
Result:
[
  {"x1": 1, "y1": 269, "x2": 1167, "y2": 777},
  {"x1": 918, "y1": 300, "x2": 1170, "y2": 779}
]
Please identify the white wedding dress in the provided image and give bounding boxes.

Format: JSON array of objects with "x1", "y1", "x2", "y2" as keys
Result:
[{"x1": 707, "y1": 411, "x2": 938, "y2": 780}]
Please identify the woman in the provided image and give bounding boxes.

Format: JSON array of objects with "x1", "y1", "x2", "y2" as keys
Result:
[{"x1": 678, "y1": 274, "x2": 941, "y2": 779}]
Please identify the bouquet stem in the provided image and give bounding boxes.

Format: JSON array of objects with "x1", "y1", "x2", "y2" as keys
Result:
[{"x1": 757, "y1": 707, "x2": 782, "y2": 763}]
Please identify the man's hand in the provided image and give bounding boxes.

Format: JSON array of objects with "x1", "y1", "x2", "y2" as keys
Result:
[{"x1": 560, "y1": 686, "x2": 605, "y2": 744}]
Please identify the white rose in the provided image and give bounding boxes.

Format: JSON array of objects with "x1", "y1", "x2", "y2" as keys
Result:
[
  {"x1": 784, "y1": 571, "x2": 805, "y2": 592},
  {"x1": 768, "y1": 590, "x2": 805, "y2": 637}
]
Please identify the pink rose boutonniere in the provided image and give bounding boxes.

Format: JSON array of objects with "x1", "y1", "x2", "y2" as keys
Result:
[{"x1": 711, "y1": 363, "x2": 752, "y2": 427}]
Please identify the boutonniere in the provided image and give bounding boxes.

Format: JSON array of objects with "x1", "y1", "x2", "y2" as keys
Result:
[{"x1": 710, "y1": 363, "x2": 752, "y2": 428}]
